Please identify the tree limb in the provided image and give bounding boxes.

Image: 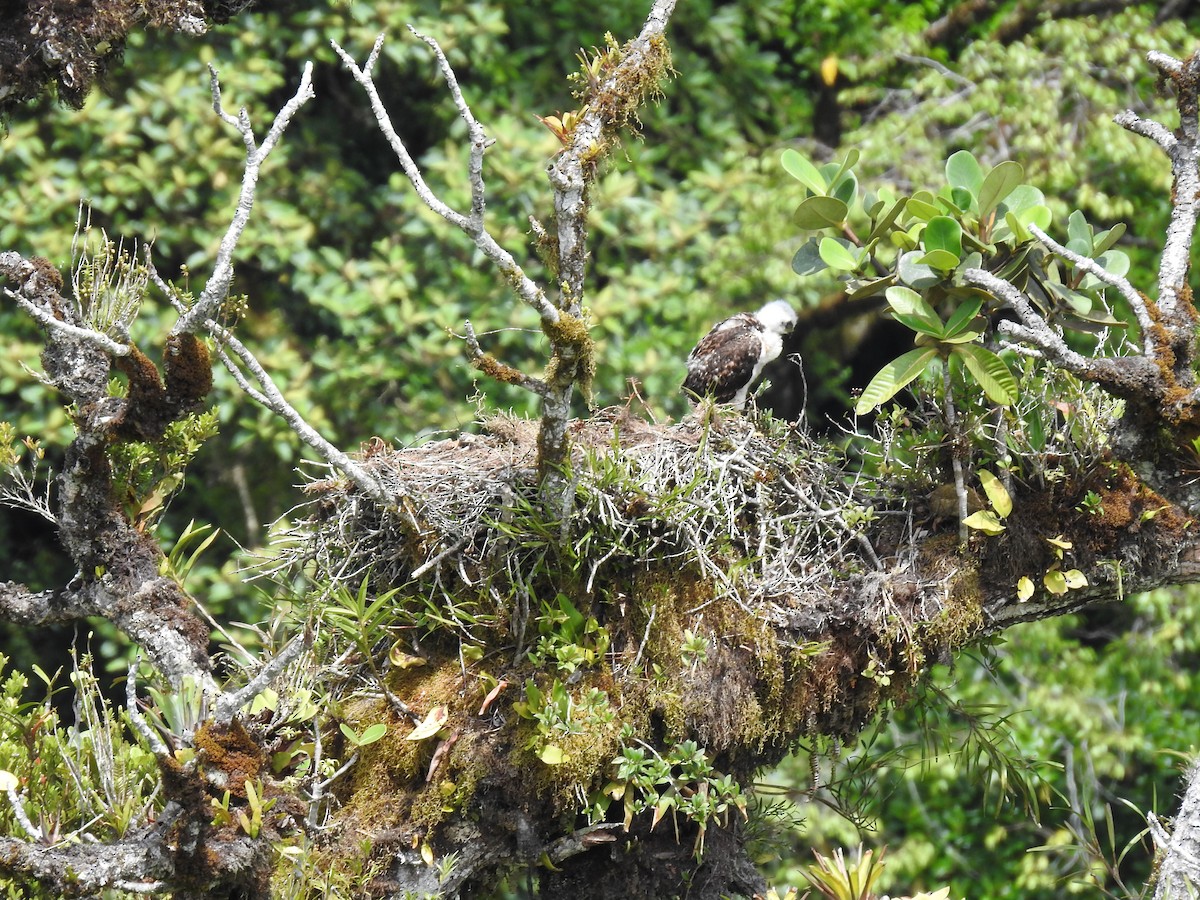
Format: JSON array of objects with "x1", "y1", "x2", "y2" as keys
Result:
[
  {"x1": 1116, "y1": 49, "x2": 1200, "y2": 361},
  {"x1": 172, "y1": 63, "x2": 315, "y2": 336},
  {"x1": 330, "y1": 34, "x2": 555, "y2": 325},
  {"x1": 1153, "y1": 759, "x2": 1200, "y2": 900}
]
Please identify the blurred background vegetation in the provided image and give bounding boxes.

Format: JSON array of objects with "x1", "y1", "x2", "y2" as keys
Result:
[{"x1": 1, "y1": 0, "x2": 1198, "y2": 896}]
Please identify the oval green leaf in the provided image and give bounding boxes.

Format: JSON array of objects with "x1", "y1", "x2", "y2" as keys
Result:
[
  {"x1": 846, "y1": 273, "x2": 896, "y2": 301},
  {"x1": 949, "y1": 186, "x2": 975, "y2": 214},
  {"x1": 818, "y1": 236, "x2": 860, "y2": 271},
  {"x1": 1002, "y1": 184, "x2": 1045, "y2": 215},
  {"x1": 978, "y1": 161, "x2": 1024, "y2": 217},
  {"x1": 1067, "y1": 209, "x2": 1092, "y2": 247},
  {"x1": 897, "y1": 250, "x2": 940, "y2": 289},
  {"x1": 906, "y1": 197, "x2": 942, "y2": 222},
  {"x1": 924, "y1": 215, "x2": 963, "y2": 257},
  {"x1": 942, "y1": 295, "x2": 985, "y2": 337},
  {"x1": 831, "y1": 170, "x2": 858, "y2": 206},
  {"x1": 867, "y1": 196, "x2": 907, "y2": 243},
  {"x1": 1018, "y1": 204, "x2": 1053, "y2": 232},
  {"x1": 781, "y1": 148, "x2": 827, "y2": 194},
  {"x1": 791, "y1": 240, "x2": 828, "y2": 276},
  {"x1": 1093, "y1": 222, "x2": 1126, "y2": 255},
  {"x1": 885, "y1": 285, "x2": 935, "y2": 317},
  {"x1": 357, "y1": 722, "x2": 388, "y2": 746},
  {"x1": 1097, "y1": 249, "x2": 1130, "y2": 278},
  {"x1": 854, "y1": 347, "x2": 939, "y2": 414},
  {"x1": 918, "y1": 248, "x2": 960, "y2": 271},
  {"x1": 794, "y1": 195, "x2": 849, "y2": 229},
  {"x1": 946, "y1": 150, "x2": 984, "y2": 195},
  {"x1": 827, "y1": 148, "x2": 861, "y2": 187}
]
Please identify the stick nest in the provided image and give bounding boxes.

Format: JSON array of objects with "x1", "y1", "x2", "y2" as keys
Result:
[{"x1": 275, "y1": 407, "x2": 941, "y2": 646}]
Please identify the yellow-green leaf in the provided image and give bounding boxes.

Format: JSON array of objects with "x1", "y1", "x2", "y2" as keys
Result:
[
  {"x1": 977, "y1": 469, "x2": 1012, "y2": 519},
  {"x1": 962, "y1": 510, "x2": 1005, "y2": 535},
  {"x1": 405, "y1": 706, "x2": 448, "y2": 741},
  {"x1": 357, "y1": 722, "x2": 388, "y2": 746},
  {"x1": 854, "y1": 347, "x2": 939, "y2": 414},
  {"x1": 248, "y1": 687, "x2": 278, "y2": 715},
  {"x1": 978, "y1": 160, "x2": 1024, "y2": 217},
  {"x1": 389, "y1": 644, "x2": 427, "y2": 669},
  {"x1": 818, "y1": 236, "x2": 860, "y2": 271},
  {"x1": 781, "y1": 149, "x2": 828, "y2": 195},
  {"x1": 1063, "y1": 569, "x2": 1088, "y2": 589},
  {"x1": 539, "y1": 745, "x2": 570, "y2": 765},
  {"x1": 1016, "y1": 576, "x2": 1034, "y2": 602},
  {"x1": 0, "y1": 770, "x2": 17, "y2": 792},
  {"x1": 1044, "y1": 570, "x2": 1068, "y2": 594},
  {"x1": 794, "y1": 196, "x2": 849, "y2": 229},
  {"x1": 954, "y1": 343, "x2": 1017, "y2": 406}
]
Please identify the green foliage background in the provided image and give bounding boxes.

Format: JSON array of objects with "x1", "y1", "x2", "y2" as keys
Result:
[{"x1": 0, "y1": 1, "x2": 1198, "y2": 896}]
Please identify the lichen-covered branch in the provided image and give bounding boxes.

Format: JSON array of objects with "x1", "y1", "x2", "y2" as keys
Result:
[
  {"x1": 204, "y1": 318, "x2": 391, "y2": 506},
  {"x1": 547, "y1": 0, "x2": 676, "y2": 304},
  {"x1": 331, "y1": 34, "x2": 554, "y2": 325},
  {"x1": 536, "y1": 0, "x2": 676, "y2": 477},
  {"x1": 1114, "y1": 49, "x2": 1200, "y2": 373},
  {"x1": 463, "y1": 320, "x2": 549, "y2": 397},
  {"x1": 172, "y1": 62, "x2": 315, "y2": 336},
  {"x1": 0, "y1": 832, "x2": 174, "y2": 896},
  {"x1": 1152, "y1": 759, "x2": 1200, "y2": 900},
  {"x1": 0, "y1": 252, "x2": 216, "y2": 693},
  {"x1": 1, "y1": 283, "x2": 131, "y2": 356}
]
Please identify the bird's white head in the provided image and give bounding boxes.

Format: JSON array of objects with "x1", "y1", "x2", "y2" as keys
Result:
[{"x1": 756, "y1": 299, "x2": 798, "y2": 336}]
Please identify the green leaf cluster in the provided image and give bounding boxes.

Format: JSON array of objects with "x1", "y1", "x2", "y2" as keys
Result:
[
  {"x1": 784, "y1": 144, "x2": 1133, "y2": 416},
  {"x1": 601, "y1": 739, "x2": 746, "y2": 855}
]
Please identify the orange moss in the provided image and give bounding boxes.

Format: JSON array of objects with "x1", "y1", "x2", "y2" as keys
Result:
[{"x1": 194, "y1": 719, "x2": 265, "y2": 798}]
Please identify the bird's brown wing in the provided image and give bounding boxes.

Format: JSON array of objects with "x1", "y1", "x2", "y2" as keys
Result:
[{"x1": 682, "y1": 320, "x2": 761, "y2": 403}]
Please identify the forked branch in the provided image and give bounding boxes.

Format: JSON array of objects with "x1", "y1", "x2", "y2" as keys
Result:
[
  {"x1": 334, "y1": 2, "x2": 677, "y2": 480},
  {"x1": 172, "y1": 62, "x2": 315, "y2": 336}
]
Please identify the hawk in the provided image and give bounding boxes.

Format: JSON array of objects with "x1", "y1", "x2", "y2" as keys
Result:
[{"x1": 682, "y1": 300, "x2": 798, "y2": 409}]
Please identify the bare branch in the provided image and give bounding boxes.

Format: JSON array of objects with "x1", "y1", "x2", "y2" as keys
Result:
[
  {"x1": 2, "y1": 285, "x2": 130, "y2": 356},
  {"x1": 213, "y1": 633, "x2": 308, "y2": 726},
  {"x1": 408, "y1": 25, "x2": 492, "y2": 224},
  {"x1": 172, "y1": 63, "x2": 316, "y2": 336},
  {"x1": 331, "y1": 35, "x2": 555, "y2": 324},
  {"x1": 205, "y1": 320, "x2": 391, "y2": 507},
  {"x1": 964, "y1": 268, "x2": 1093, "y2": 372}
]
